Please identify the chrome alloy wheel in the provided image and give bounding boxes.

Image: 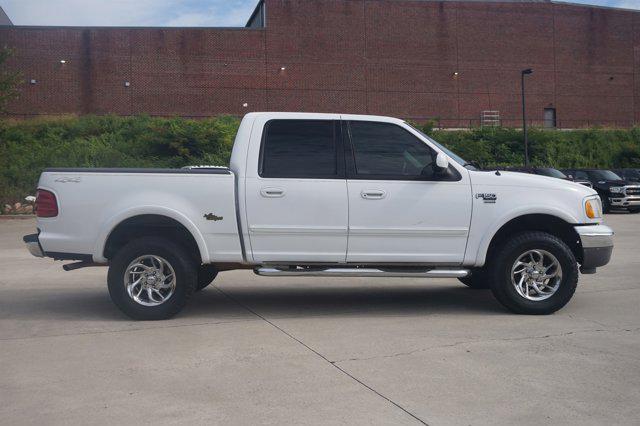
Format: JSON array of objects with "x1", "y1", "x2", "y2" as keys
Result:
[
  {"x1": 510, "y1": 249, "x2": 562, "y2": 301},
  {"x1": 124, "y1": 255, "x2": 176, "y2": 307}
]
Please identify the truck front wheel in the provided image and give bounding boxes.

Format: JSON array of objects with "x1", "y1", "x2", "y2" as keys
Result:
[
  {"x1": 107, "y1": 236, "x2": 197, "y2": 320},
  {"x1": 489, "y1": 231, "x2": 578, "y2": 315}
]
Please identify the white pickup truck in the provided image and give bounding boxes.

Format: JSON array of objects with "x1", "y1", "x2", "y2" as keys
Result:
[{"x1": 24, "y1": 112, "x2": 614, "y2": 320}]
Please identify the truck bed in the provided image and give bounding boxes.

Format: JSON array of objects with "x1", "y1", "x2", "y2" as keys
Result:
[
  {"x1": 44, "y1": 167, "x2": 231, "y2": 174},
  {"x1": 37, "y1": 167, "x2": 243, "y2": 264}
]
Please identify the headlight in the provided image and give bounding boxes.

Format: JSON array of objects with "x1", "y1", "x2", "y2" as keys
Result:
[
  {"x1": 609, "y1": 186, "x2": 624, "y2": 194},
  {"x1": 585, "y1": 196, "x2": 602, "y2": 219}
]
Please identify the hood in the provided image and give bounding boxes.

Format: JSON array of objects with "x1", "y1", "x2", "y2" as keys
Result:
[
  {"x1": 470, "y1": 170, "x2": 597, "y2": 197},
  {"x1": 596, "y1": 179, "x2": 631, "y2": 187}
]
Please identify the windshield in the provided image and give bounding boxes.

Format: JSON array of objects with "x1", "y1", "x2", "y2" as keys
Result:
[
  {"x1": 589, "y1": 170, "x2": 623, "y2": 181},
  {"x1": 405, "y1": 123, "x2": 472, "y2": 169},
  {"x1": 538, "y1": 168, "x2": 567, "y2": 178}
]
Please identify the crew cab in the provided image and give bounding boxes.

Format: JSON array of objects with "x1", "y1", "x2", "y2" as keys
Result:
[
  {"x1": 563, "y1": 169, "x2": 640, "y2": 213},
  {"x1": 24, "y1": 113, "x2": 614, "y2": 320}
]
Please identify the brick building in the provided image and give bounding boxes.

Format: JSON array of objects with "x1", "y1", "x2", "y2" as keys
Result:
[{"x1": 1, "y1": 0, "x2": 639, "y2": 128}]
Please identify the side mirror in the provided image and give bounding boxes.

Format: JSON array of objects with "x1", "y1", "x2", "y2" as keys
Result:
[{"x1": 436, "y1": 152, "x2": 449, "y2": 170}]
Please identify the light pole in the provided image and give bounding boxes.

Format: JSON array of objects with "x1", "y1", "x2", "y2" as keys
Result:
[{"x1": 521, "y1": 68, "x2": 533, "y2": 167}]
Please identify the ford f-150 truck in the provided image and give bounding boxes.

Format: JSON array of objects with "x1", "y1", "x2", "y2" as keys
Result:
[{"x1": 24, "y1": 112, "x2": 614, "y2": 320}]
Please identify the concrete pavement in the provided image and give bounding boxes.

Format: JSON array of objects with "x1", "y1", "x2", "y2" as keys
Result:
[{"x1": 1, "y1": 214, "x2": 639, "y2": 425}]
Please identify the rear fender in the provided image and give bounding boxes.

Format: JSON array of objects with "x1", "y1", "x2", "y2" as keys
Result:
[{"x1": 93, "y1": 206, "x2": 209, "y2": 263}]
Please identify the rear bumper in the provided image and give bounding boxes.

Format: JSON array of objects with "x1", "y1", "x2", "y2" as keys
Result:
[
  {"x1": 23, "y1": 232, "x2": 92, "y2": 261},
  {"x1": 23, "y1": 233, "x2": 44, "y2": 258},
  {"x1": 575, "y1": 225, "x2": 614, "y2": 271}
]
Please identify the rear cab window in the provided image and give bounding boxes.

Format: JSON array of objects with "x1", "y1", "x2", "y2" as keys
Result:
[{"x1": 259, "y1": 120, "x2": 342, "y2": 179}]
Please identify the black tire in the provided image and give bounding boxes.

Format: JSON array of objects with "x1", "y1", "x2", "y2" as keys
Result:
[
  {"x1": 458, "y1": 268, "x2": 490, "y2": 289},
  {"x1": 196, "y1": 264, "x2": 218, "y2": 291},
  {"x1": 489, "y1": 231, "x2": 578, "y2": 315},
  {"x1": 602, "y1": 197, "x2": 612, "y2": 213},
  {"x1": 107, "y1": 236, "x2": 197, "y2": 320},
  {"x1": 628, "y1": 208, "x2": 640, "y2": 214}
]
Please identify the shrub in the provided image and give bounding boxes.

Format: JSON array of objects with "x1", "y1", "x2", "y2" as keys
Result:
[
  {"x1": 1, "y1": 115, "x2": 640, "y2": 209},
  {"x1": 0, "y1": 115, "x2": 240, "y2": 207},
  {"x1": 424, "y1": 124, "x2": 640, "y2": 170}
]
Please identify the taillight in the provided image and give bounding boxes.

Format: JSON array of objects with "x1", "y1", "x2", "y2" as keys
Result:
[{"x1": 36, "y1": 189, "x2": 58, "y2": 217}]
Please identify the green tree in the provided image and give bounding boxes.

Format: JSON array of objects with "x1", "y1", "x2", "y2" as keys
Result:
[{"x1": 0, "y1": 46, "x2": 20, "y2": 113}]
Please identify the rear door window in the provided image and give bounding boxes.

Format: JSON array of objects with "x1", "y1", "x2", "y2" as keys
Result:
[{"x1": 260, "y1": 120, "x2": 340, "y2": 178}]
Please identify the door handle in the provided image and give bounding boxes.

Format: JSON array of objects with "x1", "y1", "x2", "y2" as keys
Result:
[
  {"x1": 260, "y1": 187, "x2": 285, "y2": 198},
  {"x1": 361, "y1": 189, "x2": 386, "y2": 200}
]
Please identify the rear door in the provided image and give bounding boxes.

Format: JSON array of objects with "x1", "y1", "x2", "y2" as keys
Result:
[
  {"x1": 343, "y1": 119, "x2": 472, "y2": 264},
  {"x1": 244, "y1": 116, "x2": 348, "y2": 263}
]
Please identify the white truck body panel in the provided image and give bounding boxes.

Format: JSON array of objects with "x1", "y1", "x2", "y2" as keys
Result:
[
  {"x1": 346, "y1": 178, "x2": 472, "y2": 263},
  {"x1": 37, "y1": 170, "x2": 242, "y2": 264},
  {"x1": 246, "y1": 178, "x2": 349, "y2": 262},
  {"x1": 464, "y1": 171, "x2": 594, "y2": 266}
]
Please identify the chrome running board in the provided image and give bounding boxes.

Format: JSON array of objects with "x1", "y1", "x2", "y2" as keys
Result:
[{"x1": 254, "y1": 266, "x2": 469, "y2": 278}]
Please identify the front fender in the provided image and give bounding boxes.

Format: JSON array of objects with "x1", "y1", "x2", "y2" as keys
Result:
[{"x1": 468, "y1": 206, "x2": 580, "y2": 267}]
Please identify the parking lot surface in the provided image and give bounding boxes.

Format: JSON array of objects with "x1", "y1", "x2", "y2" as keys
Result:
[{"x1": 1, "y1": 214, "x2": 639, "y2": 425}]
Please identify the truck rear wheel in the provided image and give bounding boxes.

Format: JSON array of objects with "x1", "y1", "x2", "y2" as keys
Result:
[
  {"x1": 489, "y1": 231, "x2": 578, "y2": 315},
  {"x1": 196, "y1": 265, "x2": 218, "y2": 291},
  {"x1": 458, "y1": 268, "x2": 490, "y2": 289},
  {"x1": 107, "y1": 236, "x2": 197, "y2": 320}
]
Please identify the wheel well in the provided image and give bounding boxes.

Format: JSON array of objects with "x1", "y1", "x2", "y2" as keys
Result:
[
  {"x1": 104, "y1": 215, "x2": 201, "y2": 263},
  {"x1": 485, "y1": 214, "x2": 582, "y2": 265}
]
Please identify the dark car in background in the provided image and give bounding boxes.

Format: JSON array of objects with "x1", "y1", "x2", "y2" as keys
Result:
[
  {"x1": 563, "y1": 169, "x2": 640, "y2": 213},
  {"x1": 614, "y1": 168, "x2": 640, "y2": 183},
  {"x1": 502, "y1": 167, "x2": 592, "y2": 188}
]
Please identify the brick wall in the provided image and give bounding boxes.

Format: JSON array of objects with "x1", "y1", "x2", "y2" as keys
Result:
[{"x1": 1, "y1": 0, "x2": 639, "y2": 128}]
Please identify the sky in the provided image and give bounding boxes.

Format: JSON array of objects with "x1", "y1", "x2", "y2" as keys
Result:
[{"x1": 1, "y1": 0, "x2": 639, "y2": 27}]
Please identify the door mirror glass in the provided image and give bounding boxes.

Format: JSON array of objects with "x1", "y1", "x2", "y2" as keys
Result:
[{"x1": 435, "y1": 152, "x2": 449, "y2": 170}]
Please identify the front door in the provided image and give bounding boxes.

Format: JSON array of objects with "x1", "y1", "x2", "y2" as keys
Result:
[
  {"x1": 344, "y1": 120, "x2": 472, "y2": 264},
  {"x1": 245, "y1": 118, "x2": 348, "y2": 263}
]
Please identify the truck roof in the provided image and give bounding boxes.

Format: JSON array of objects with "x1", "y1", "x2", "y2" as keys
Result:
[{"x1": 242, "y1": 111, "x2": 406, "y2": 124}]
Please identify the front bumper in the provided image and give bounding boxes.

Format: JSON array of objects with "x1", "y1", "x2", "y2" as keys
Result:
[
  {"x1": 608, "y1": 196, "x2": 640, "y2": 208},
  {"x1": 575, "y1": 225, "x2": 614, "y2": 271},
  {"x1": 23, "y1": 233, "x2": 44, "y2": 258}
]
